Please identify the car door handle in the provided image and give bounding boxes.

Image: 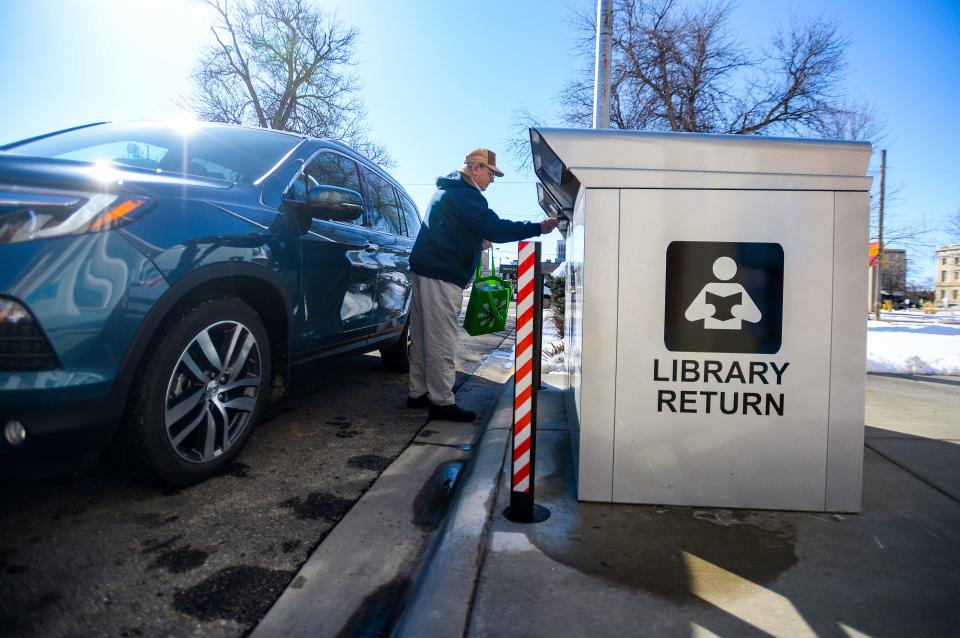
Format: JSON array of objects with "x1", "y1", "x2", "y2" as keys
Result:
[{"x1": 364, "y1": 243, "x2": 379, "y2": 252}]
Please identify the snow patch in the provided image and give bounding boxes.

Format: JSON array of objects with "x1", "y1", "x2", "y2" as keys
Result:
[
  {"x1": 866, "y1": 320, "x2": 960, "y2": 375},
  {"x1": 541, "y1": 308, "x2": 565, "y2": 374}
]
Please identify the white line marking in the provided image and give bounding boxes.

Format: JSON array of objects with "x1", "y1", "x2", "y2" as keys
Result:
[
  {"x1": 517, "y1": 319, "x2": 533, "y2": 340},
  {"x1": 514, "y1": 426, "x2": 531, "y2": 446},
  {"x1": 515, "y1": 399, "x2": 530, "y2": 420},
  {"x1": 516, "y1": 347, "x2": 532, "y2": 370},
  {"x1": 518, "y1": 270, "x2": 534, "y2": 289},
  {"x1": 515, "y1": 373, "x2": 532, "y2": 395},
  {"x1": 513, "y1": 451, "x2": 530, "y2": 473}
]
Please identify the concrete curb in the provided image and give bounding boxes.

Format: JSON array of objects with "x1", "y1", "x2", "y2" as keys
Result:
[
  {"x1": 251, "y1": 339, "x2": 515, "y2": 638},
  {"x1": 392, "y1": 378, "x2": 515, "y2": 638}
]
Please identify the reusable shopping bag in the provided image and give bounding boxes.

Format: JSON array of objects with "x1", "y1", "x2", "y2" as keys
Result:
[{"x1": 463, "y1": 261, "x2": 512, "y2": 336}]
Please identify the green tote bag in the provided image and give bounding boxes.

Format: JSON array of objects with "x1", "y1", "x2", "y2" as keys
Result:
[{"x1": 463, "y1": 261, "x2": 513, "y2": 336}]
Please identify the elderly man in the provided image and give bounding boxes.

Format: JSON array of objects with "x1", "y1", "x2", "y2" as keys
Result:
[{"x1": 407, "y1": 148, "x2": 559, "y2": 422}]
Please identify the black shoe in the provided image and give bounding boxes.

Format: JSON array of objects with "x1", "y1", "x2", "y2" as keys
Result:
[
  {"x1": 429, "y1": 403, "x2": 476, "y2": 422},
  {"x1": 406, "y1": 394, "x2": 433, "y2": 409}
]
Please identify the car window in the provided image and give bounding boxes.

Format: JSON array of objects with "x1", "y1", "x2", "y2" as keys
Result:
[
  {"x1": 305, "y1": 152, "x2": 363, "y2": 193},
  {"x1": 288, "y1": 151, "x2": 365, "y2": 225},
  {"x1": 363, "y1": 168, "x2": 402, "y2": 236},
  {"x1": 57, "y1": 140, "x2": 170, "y2": 171},
  {"x1": 399, "y1": 193, "x2": 421, "y2": 238},
  {"x1": 4, "y1": 122, "x2": 300, "y2": 183},
  {"x1": 187, "y1": 157, "x2": 242, "y2": 181},
  {"x1": 50, "y1": 142, "x2": 243, "y2": 182}
]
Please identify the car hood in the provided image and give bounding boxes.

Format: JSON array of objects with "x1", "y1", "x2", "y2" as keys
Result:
[{"x1": 0, "y1": 154, "x2": 234, "y2": 195}]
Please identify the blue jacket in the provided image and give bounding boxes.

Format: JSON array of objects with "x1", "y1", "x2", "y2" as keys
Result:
[{"x1": 410, "y1": 171, "x2": 541, "y2": 288}]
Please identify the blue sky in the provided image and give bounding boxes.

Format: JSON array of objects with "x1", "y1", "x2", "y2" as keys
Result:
[{"x1": 1, "y1": 0, "x2": 958, "y2": 282}]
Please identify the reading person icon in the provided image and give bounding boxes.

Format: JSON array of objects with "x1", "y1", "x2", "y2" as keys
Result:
[{"x1": 684, "y1": 256, "x2": 762, "y2": 330}]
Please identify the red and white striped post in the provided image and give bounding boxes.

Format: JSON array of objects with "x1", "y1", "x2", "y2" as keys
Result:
[{"x1": 507, "y1": 240, "x2": 549, "y2": 523}]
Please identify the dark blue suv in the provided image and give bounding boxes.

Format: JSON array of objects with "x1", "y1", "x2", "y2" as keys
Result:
[{"x1": 0, "y1": 121, "x2": 420, "y2": 484}]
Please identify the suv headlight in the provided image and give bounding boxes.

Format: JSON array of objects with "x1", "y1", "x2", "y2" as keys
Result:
[{"x1": 0, "y1": 187, "x2": 151, "y2": 244}]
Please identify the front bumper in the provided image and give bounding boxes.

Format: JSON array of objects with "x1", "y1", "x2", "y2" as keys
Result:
[
  {"x1": 1, "y1": 230, "x2": 169, "y2": 460},
  {"x1": 1, "y1": 381, "x2": 126, "y2": 457}
]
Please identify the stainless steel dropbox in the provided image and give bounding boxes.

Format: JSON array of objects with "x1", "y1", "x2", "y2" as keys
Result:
[{"x1": 530, "y1": 127, "x2": 872, "y2": 512}]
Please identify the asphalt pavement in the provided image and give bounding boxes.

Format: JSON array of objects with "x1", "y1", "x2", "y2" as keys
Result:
[{"x1": 0, "y1": 353, "x2": 428, "y2": 638}]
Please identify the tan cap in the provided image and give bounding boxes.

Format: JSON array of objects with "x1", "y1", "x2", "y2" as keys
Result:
[{"x1": 464, "y1": 148, "x2": 504, "y2": 177}]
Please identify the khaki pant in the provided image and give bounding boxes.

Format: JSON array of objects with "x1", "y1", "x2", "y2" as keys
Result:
[{"x1": 408, "y1": 273, "x2": 463, "y2": 406}]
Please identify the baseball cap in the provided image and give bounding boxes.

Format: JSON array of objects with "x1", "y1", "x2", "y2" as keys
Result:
[{"x1": 464, "y1": 148, "x2": 504, "y2": 177}]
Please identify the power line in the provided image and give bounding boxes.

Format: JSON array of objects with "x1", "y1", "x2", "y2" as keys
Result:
[
  {"x1": 400, "y1": 180, "x2": 539, "y2": 186},
  {"x1": 402, "y1": 165, "x2": 960, "y2": 186},
  {"x1": 403, "y1": 166, "x2": 960, "y2": 181},
  {"x1": 415, "y1": 211, "x2": 549, "y2": 219},
  {"x1": 884, "y1": 165, "x2": 960, "y2": 175}
]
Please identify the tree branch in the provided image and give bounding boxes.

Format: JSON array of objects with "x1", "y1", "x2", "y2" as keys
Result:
[{"x1": 184, "y1": 0, "x2": 385, "y2": 161}]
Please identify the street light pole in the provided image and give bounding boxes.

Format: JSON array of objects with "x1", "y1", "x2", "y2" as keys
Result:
[
  {"x1": 874, "y1": 149, "x2": 886, "y2": 320},
  {"x1": 592, "y1": 0, "x2": 613, "y2": 129}
]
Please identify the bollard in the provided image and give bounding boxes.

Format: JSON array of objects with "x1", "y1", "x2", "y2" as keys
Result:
[{"x1": 505, "y1": 240, "x2": 550, "y2": 524}]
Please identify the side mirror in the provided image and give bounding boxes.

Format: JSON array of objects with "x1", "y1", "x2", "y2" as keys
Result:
[{"x1": 290, "y1": 185, "x2": 364, "y2": 222}]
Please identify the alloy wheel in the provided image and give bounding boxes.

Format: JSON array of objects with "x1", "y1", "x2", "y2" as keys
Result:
[{"x1": 163, "y1": 320, "x2": 262, "y2": 464}]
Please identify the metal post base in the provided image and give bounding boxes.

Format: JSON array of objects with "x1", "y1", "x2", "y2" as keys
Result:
[{"x1": 503, "y1": 503, "x2": 551, "y2": 524}]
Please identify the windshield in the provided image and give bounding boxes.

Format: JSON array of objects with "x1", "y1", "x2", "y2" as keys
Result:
[{"x1": 3, "y1": 122, "x2": 303, "y2": 184}]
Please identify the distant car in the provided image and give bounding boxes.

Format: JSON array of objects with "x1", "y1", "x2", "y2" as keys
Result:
[{"x1": 0, "y1": 121, "x2": 421, "y2": 484}]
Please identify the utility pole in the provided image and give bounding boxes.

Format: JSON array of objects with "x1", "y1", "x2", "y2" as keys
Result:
[
  {"x1": 593, "y1": 0, "x2": 613, "y2": 129},
  {"x1": 874, "y1": 149, "x2": 886, "y2": 320}
]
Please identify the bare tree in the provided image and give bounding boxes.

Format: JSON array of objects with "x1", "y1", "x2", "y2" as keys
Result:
[
  {"x1": 949, "y1": 209, "x2": 960, "y2": 241},
  {"x1": 879, "y1": 250, "x2": 907, "y2": 294},
  {"x1": 509, "y1": 1, "x2": 935, "y2": 261},
  {"x1": 558, "y1": 0, "x2": 863, "y2": 137},
  {"x1": 906, "y1": 276, "x2": 934, "y2": 300},
  {"x1": 185, "y1": 0, "x2": 391, "y2": 166},
  {"x1": 510, "y1": 1, "x2": 889, "y2": 166},
  {"x1": 504, "y1": 104, "x2": 550, "y2": 173},
  {"x1": 817, "y1": 100, "x2": 885, "y2": 143}
]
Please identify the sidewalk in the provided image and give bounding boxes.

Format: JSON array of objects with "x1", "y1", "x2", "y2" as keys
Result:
[{"x1": 396, "y1": 373, "x2": 960, "y2": 637}]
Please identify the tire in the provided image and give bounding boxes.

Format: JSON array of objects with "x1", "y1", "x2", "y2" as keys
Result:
[
  {"x1": 380, "y1": 320, "x2": 410, "y2": 373},
  {"x1": 114, "y1": 296, "x2": 271, "y2": 486}
]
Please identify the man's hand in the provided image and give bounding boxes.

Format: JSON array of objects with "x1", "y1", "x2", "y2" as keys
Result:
[
  {"x1": 482, "y1": 239, "x2": 492, "y2": 250},
  {"x1": 540, "y1": 218, "x2": 560, "y2": 234}
]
